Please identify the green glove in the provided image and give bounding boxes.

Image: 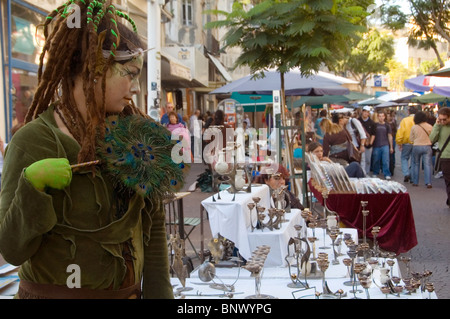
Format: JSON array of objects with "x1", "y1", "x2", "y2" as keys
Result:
[{"x1": 25, "y1": 158, "x2": 72, "y2": 191}]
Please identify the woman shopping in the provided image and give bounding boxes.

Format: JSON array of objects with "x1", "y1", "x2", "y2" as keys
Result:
[
  {"x1": 307, "y1": 142, "x2": 365, "y2": 178},
  {"x1": 410, "y1": 111, "x2": 433, "y2": 188}
]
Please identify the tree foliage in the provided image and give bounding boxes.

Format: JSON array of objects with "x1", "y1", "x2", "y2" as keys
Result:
[
  {"x1": 329, "y1": 28, "x2": 395, "y2": 92},
  {"x1": 205, "y1": 0, "x2": 368, "y2": 79}
]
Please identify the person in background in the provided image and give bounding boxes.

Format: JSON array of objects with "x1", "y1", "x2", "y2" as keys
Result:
[
  {"x1": 345, "y1": 111, "x2": 367, "y2": 173},
  {"x1": 314, "y1": 109, "x2": 327, "y2": 144},
  {"x1": 396, "y1": 106, "x2": 418, "y2": 183},
  {"x1": 166, "y1": 111, "x2": 186, "y2": 131},
  {"x1": 307, "y1": 141, "x2": 365, "y2": 178},
  {"x1": 410, "y1": 111, "x2": 433, "y2": 188},
  {"x1": 429, "y1": 107, "x2": 450, "y2": 207},
  {"x1": 358, "y1": 106, "x2": 376, "y2": 175},
  {"x1": 372, "y1": 110, "x2": 394, "y2": 180},
  {"x1": 167, "y1": 111, "x2": 191, "y2": 161},
  {"x1": 243, "y1": 113, "x2": 251, "y2": 128},
  {"x1": 160, "y1": 101, "x2": 185, "y2": 126},
  {"x1": 321, "y1": 115, "x2": 349, "y2": 165},
  {"x1": 255, "y1": 165, "x2": 304, "y2": 210},
  {"x1": 386, "y1": 110, "x2": 398, "y2": 176}
]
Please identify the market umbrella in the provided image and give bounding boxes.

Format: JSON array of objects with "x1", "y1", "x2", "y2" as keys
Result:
[
  {"x1": 374, "y1": 101, "x2": 407, "y2": 108},
  {"x1": 209, "y1": 70, "x2": 350, "y2": 96},
  {"x1": 378, "y1": 91, "x2": 418, "y2": 103},
  {"x1": 357, "y1": 97, "x2": 384, "y2": 106},
  {"x1": 292, "y1": 94, "x2": 350, "y2": 107},
  {"x1": 433, "y1": 86, "x2": 450, "y2": 98},
  {"x1": 404, "y1": 74, "x2": 450, "y2": 92},
  {"x1": 426, "y1": 67, "x2": 450, "y2": 77}
]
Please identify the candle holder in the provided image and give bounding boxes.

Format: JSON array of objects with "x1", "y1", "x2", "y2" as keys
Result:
[
  {"x1": 399, "y1": 255, "x2": 412, "y2": 278},
  {"x1": 286, "y1": 237, "x2": 310, "y2": 289},
  {"x1": 318, "y1": 219, "x2": 330, "y2": 250},
  {"x1": 329, "y1": 228, "x2": 340, "y2": 265},
  {"x1": 351, "y1": 263, "x2": 366, "y2": 298},
  {"x1": 425, "y1": 282, "x2": 435, "y2": 299},
  {"x1": 370, "y1": 226, "x2": 381, "y2": 257},
  {"x1": 358, "y1": 273, "x2": 372, "y2": 299},
  {"x1": 307, "y1": 237, "x2": 318, "y2": 261},
  {"x1": 244, "y1": 245, "x2": 276, "y2": 299},
  {"x1": 360, "y1": 201, "x2": 369, "y2": 248}
]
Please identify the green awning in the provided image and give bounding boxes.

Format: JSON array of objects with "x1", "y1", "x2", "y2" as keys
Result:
[
  {"x1": 230, "y1": 92, "x2": 273, "y2": 112},
  {"x1": 293, "y1": 95, "x2": 350, "y2": 107},
  {"x1": 411, "y1": 92, "x2": 449, "y2": 104}
]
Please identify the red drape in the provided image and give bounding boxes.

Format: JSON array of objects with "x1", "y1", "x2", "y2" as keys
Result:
[{"x1": 309, "y1": 181, "x2": 418, "y2": 255}]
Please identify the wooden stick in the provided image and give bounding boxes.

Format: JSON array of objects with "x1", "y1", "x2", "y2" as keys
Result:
[{"x1": 70, "y1": 160, "x2": 101, "y2": 169}]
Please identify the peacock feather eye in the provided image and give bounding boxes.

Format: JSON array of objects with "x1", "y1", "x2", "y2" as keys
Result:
[{"x1": 97, "y1": 114, "x2": 189, "y2": 198}]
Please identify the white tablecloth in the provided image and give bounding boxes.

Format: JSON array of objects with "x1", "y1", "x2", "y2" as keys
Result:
[
  {"x1": 172, "y1": 227, "x2": 437, "y2": 299},
  {"x1": 201, "y1": 184, "x2": 271, "y2": 260},
  {"x1": 247, "y1": 209, "x2": 303, "y2": 267}
]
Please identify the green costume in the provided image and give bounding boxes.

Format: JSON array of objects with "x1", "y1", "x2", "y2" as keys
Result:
[{"x1": 0, "y1": 105, "x2": 173, "y2": 298}]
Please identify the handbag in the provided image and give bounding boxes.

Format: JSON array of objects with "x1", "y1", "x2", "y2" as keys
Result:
[
  {"x1": 344, "y1": 129, "x2": 361, "y2": 163},
  {"x1": 435, "y1": 134, "x2": 450, "y2": 172}
]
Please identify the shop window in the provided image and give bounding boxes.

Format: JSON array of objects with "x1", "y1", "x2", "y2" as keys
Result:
[
  {"x1": 10, "y1": 2, "x2": 45, "y2": 65},
  {"x1": 8, "y1": 67, "x2": 38, "y2": 130},
  {"x1": 182, "y1": 0, "x2": 193, "y2": 26}
]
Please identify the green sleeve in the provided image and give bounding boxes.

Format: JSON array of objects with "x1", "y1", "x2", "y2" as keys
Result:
[
  {"x1": 429, "y1": 123, "x2": 440, "y2": 144},
  {"x1": 0, "y1": 143, "x2": 58, "y2": 266},
  {"x1": 142, "y1": 199, "x2": 174, "y2": 299}
]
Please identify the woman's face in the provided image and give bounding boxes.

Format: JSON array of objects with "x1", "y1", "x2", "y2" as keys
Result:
[
  {"x1": 266, "y1": 174, "x2": 285, "y2": 190},
  {"x1": 169, "y1": 114, "x2": 177, "y2": 124},
  {"x1": 311, "y1": 146, "x2": 324, "y2": 160},
  {"x1": 95, "y1": 55, "x2": 144, "y2": 113}
]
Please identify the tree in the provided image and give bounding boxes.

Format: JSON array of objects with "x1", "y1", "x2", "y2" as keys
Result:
[
  {"x1": 386, "y1": 59, "x2": 415, "y2": 91},
  {"x1": 376, "y1": 0, "x2": 450, "y2": 66},
  {"x1": 330, "y1": 28, "x2": 395, "y2": 92},
  {"x1": 205, "y1": 0, "x2": 368, "y2": 103},
  {"x1": 204, "y1": 0, "x2": 368, "y2": 199}
]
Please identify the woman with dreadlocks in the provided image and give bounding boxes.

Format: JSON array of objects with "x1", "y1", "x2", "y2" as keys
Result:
[{"x1": 0, "y1": 0, "x2": 175, "y2": 299}]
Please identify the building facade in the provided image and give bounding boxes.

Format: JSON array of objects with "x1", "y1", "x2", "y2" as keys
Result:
[{"x1": 0, "y1": 0, "x2": 235, "y2": 142}]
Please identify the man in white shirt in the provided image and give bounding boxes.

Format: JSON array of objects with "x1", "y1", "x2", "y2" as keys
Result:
[{"x1": 346, "y1": 112, "x2": 367, "y2": 172}]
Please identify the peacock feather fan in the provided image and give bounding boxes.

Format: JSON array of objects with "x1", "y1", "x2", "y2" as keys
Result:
[{"x1": 97, "y1": 114, "x2": 189, "y2": 199}]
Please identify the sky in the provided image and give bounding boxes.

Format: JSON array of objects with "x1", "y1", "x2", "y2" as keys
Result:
[{"x1": 376, "y1": 0, "x2": 410, "y2": 14}]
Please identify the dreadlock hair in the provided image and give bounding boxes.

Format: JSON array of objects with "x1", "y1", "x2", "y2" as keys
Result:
[{"x1": 26, "y1": 0, "x2": 146, "y2": 164}]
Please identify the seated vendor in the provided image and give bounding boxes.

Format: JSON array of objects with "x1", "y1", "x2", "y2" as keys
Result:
[
  {"x1": 307, "y1": 142, "x2": 365, "y2": 178},
  {"x1": 255, "y1": 165, "x2": 304, "y2": 210}
]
